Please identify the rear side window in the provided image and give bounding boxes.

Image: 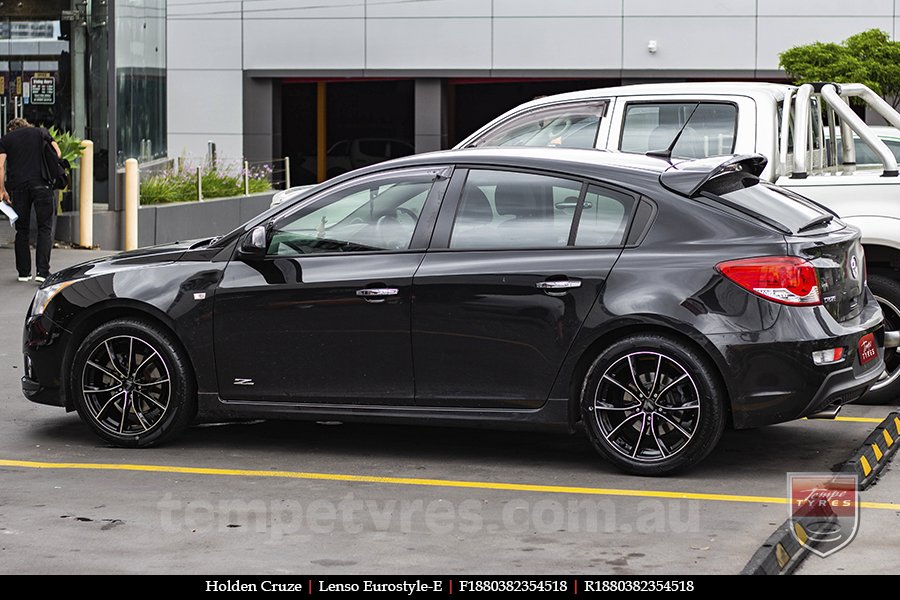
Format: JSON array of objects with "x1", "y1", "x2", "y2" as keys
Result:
[
  {"x1": 620, "y1": 102, "x2": 737, "y2": 159},
  {"x1": 450, "y1": 170, "x2": 581, "y2": 249},
  {"x1": 575, "y1": 186, "x2": 635, "y2": 247},
  {"x1": 472, "y1": 101, "x2": 607, "y2": 149},
  {"x1": 448, "y1": 170, "x2": 637, "y2": 250}
]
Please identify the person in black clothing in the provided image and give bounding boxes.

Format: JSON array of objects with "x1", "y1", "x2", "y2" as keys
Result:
[{"x1": 0, "y1": 118, "x2": 61, "y2": 282}]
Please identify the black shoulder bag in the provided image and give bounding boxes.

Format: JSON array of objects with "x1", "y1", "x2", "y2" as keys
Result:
[{"x1": 41, "y1": 135, "x2": 70, "y2": 190}]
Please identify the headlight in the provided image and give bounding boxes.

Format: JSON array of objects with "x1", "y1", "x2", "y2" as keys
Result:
[{"x1": 30, "y1": 281, "x2": 75, "y2": 317}]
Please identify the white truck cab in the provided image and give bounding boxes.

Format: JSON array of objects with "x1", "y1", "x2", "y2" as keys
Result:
[{"x1": 458, "y1": 82, "x2": 900, "y2": 403}]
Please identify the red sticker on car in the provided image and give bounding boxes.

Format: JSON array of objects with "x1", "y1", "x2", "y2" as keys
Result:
[{"x1": 857, "y1": 333, "x2": 877, "y2": 365}]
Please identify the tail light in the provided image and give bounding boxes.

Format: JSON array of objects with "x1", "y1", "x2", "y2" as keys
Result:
[{"x1": 716, "y1": 256, "x2": 821, "y2": 306}]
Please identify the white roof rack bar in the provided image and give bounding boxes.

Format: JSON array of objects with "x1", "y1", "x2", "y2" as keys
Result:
[
  {"x1": 791, "y1": 84, "x2": 813, "y2": 178},
  {"x1": 820, "y1": 84, "x2": 899, "y2": 177}
]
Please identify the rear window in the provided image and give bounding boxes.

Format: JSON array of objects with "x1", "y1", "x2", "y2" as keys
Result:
[
  {"x1": 703, "y1": 173, "x2": 830, "y2": 232},
  {"x1": 620, "y1": 102, "x2": 737, "y2": 159}
]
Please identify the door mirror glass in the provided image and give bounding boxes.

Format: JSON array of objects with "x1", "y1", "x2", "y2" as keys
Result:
[{"x1": 239, "y1": 225, "x2": 267, "y2": 258}]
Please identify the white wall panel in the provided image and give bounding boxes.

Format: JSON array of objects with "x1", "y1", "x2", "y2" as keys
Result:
[
  {"x1": 243, "y1": 19, "x2": 365, "y2": 69},
  {"x1": 366, "y1": 18, "x2": 492, "y2": 69},
  {"x1": 168, "y1": 19, "x2": 242, "y2": 70},
  {"x1": 624, "y1": 0, "x2": 756, "y2": 16},
  {"x1": 493, "y1": 18, "x2": 622, "y2": 70},
  {"x1": 623, "y1": 17, "x2": 756, "y2": 70},
  {"x1": 167, "y1": 70, "x2": 243, "y2": 135},
  {"x1": 494, "y1": 0, "x2": 622, "y2": 17},
  {"x1": 757, "y1": 0, "x2": 892, "y2": 15},
  {"x1": 367, "y1": 0, "x2": 491, "y2": 18}
]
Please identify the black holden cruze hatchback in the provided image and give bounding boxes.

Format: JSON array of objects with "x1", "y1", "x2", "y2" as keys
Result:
[{"x1": 22, "y1": 149, "x2": 885, "y2": 475}]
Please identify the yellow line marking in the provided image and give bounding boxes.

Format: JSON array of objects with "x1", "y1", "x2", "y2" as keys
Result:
[
  {"x1": 895, "y1": 416, "x2": 900, "y2": 436},
  {"x1": 832, "y1": 416, "x2": 886, "y2": 424},
  {"x1": 860, "y1": 455, "x2": 873, "y2": 476},
  {"x1": 884, "y1": 429, "x2": 894, "y2": 448},
  {"x1": 873, "y1": 443, "x2": 884, "y2": 461},
  {"x1": 0, "y1": 458, "x2": 897, "y2": 511}
]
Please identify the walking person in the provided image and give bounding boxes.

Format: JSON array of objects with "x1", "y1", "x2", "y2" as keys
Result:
[{"x1": 0, "y1": 118, "x2": 61, "y2": 283}]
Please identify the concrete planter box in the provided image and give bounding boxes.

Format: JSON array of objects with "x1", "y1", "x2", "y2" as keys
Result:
[{"x1": 55, "y1": 191, "x2": 276, "y2": 249}]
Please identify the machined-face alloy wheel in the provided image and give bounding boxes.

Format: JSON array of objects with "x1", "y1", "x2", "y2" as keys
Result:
[
  {"x1": 591, "y1": 352, "x2": 700, "y2": 462},
  {"x1": 81, "y1": 335, "x2": 171, "y2": 436},
  {"x1": 581, "y1": 334, "x2": 726, "y2": 475},
  {"x1": 71, "y1": 318, "x2": 196, "y2": 447}
]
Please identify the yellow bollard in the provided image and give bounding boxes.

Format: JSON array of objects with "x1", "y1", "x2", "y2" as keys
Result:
[
  {"x1": 79, "y1": 140, "x2": 93, "y2": 248},
  {"x1": 124, "y1": 158, "x2": 139, "y2": 251}
]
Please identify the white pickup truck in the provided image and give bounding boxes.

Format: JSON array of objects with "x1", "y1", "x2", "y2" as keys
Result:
[{"x1": 457, "y1": 82, "x2": 900, "y2": 403}]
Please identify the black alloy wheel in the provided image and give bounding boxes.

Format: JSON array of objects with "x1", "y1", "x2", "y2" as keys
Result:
[
  {"x1": 71, "y1": 319, "x2": 196, "y2": 447},
  {"x1": 581, "y1": 334, "x2": 726, "y2": 475}
]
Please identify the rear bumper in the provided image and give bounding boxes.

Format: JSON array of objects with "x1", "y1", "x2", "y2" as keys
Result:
[{"x1": 711, "y1": 297, "x2": 885, "y2": 429}]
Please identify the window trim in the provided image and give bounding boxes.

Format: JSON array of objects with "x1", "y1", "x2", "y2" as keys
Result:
[
  {"x1": 617, "y1": 100, "x2": 740, "y2": 158},
  {"x1": 430, "y1": 165, "x2": 641, "y2": 252},
  {"x1": 263, "y1": 166, "x2": 450, "y2": 259}
]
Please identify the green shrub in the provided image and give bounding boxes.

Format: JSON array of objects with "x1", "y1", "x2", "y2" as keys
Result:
[{"x1": 140, "y1": 160, "x2": 273, "y2": 205}]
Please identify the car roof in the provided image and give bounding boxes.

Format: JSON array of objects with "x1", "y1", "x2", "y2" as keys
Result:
[
  {"x1": 498, "y1": 81, "x2": 793, "y2": 113},
  {"x1": 364, "y1": 147, "x2": 675, "y2": 176},
  {"x1": 342, "y1": 147, "x2": 767, "y2": 198}
]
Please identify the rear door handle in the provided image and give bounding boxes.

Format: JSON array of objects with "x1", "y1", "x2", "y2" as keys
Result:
[
  {"x1": 356, "y1": 288, "x2": 399, "y2": 303},
  {"x1": 536, "y1": 280, "x2": 582, "y2": 296}
]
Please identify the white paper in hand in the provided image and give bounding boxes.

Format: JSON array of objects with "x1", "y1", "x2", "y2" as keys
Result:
[{"x1": 0, "y1": 203, "x2": 17, "y2": 228}]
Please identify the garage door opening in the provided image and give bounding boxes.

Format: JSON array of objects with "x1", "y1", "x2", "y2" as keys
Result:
[{"x1": 281, "y1": 79, "x2": 414, "y2": 185}]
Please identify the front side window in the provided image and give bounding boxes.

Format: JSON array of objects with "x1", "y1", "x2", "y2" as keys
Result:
[
  {"x1": 448, "y1": 170, "x2": 636, "y2": 250},
  {"x1": 268, "y1": 172, "x2": 434, "y2": 256},
  {"x1": 472, "y1": 101, "x2": 607, "y2": 149},
  {"x1": 620, "y1": 102, "x2": 737, "y2": 159}
]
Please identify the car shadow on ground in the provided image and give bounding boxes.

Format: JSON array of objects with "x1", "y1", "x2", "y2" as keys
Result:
[{"x1": 26, "y1": 413, "x2": 870, "y2": 484}]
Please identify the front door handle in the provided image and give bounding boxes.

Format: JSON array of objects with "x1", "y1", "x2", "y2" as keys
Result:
[
  {"x1": 536, "y1": 280, "x2": 582, "y2": 296},
  {"x1": 356, "y1": 288, "x2": 399, "y2": 303}
]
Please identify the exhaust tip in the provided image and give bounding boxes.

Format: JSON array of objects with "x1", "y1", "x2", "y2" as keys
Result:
[{"x1": 807, "y1": 403, "x2": 843, "y2": 420}]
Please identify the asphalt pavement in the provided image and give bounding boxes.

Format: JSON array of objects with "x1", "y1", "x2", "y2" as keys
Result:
[{"x1": 0, "y1": 248, "x2": 897, "y2": 574}]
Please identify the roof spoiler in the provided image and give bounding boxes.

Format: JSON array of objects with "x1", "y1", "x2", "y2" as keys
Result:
[{"x1": 659, "y1": 154, "x2": 768, "y2": 197}]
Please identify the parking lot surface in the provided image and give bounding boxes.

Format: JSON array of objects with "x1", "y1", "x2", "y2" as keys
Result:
[{"x1": 0, "y1": 248, "x2": 897, "y2": 574}]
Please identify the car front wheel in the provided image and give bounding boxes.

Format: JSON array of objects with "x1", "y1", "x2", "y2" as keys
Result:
[
  {"x1": 581, "y1": 334, "x2": 727, "y2": 475},
  {"x1": 70, "y1": 318, "x2": 196, "y2": 447}
]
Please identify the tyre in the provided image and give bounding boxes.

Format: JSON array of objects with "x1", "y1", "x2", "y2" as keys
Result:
[
  {"x1": 580, "y1": 334, "x2": 727, "y2": 476},
  {"x1": 856, "y1": 274, "x2": 900, "y2": 405},
  {"x1": 70, "y1": 318, "x2": 196, "y2": 447}
]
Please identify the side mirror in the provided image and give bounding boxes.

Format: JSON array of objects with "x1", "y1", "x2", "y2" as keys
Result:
[{"x1": 239, "y1": 225, "x2": 267, "y2": 259}]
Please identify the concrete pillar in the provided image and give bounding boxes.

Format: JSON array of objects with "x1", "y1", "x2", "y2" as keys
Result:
[
  {"x1": 414, "y1": 79, "x2": 448, "y2": 153},
  {"x1": 242, "y1": 76, "x2": 281, "y2": 161}
]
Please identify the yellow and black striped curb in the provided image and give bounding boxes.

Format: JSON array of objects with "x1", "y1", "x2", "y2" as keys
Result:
[
  {"x1": 836, "y1": 411, "x2": 900, "y2": 490},
  {"x1": 743, "y1": 411, "x2": 900, "y2": 575},
  {"x1": 741, "y1": 518, "x2": 809, "y2": 575}
]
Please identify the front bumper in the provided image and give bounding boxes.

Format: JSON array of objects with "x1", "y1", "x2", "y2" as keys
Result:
[
  {"x1": 21, "y1": 313, "x2": 72, "y2": 409},
  {"x1": 710, "y1": 297, "x2": 885, "y2": 429}
]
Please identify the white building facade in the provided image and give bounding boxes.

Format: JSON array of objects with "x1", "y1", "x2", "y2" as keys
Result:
[{"x1": 167, "y1": 0, "x2": 900, "y2": 184}]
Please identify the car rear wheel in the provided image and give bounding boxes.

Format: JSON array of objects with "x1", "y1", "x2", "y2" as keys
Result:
[
  {"x1": 70, "y1": 318, "x2": 196, "y2": 447},
  {"x1": 856, "y1": 274, "x2": 900, "y2": 405},
  {"x1": 581, "y1": 334, "x2": 727, "y2": 475}
]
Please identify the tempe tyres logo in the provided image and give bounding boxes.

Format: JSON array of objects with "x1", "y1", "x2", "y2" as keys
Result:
[{"x1": 788, "y1": 472, "x2": 859, "y2": 558}]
